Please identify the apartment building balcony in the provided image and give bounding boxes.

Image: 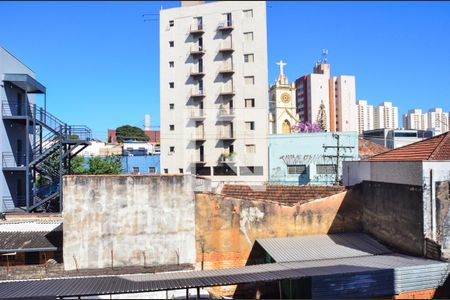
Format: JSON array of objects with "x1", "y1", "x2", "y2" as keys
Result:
[
  {"x1": 190, "y1": 45, "x2": 206, "y2": 56},
  {"x1": 189, "y1": 109, "x2": 206, "y2": 120},
  {"x1": 218, "y1": 108, "x2": 235, "y2": 120},
  {"x1": 217, "y1": 21, "x2": 233, "y2": 31},
  {"x1": 218, "y1": 41, "x2": 234, "y2": 53},
  {"x1": 2, "y1": 152, "x2": 28, "y2": 169},
  {"x1": 191, "y1": 88, "x2": 206, "y2": 99},
  {"x1": 218, "y1": 62, "x2": 234, "y2": 75},
  {"x1": 189, "y1": 24, "x2": 204, "y2": 35},
  {"x1": 190, "y1": 66, "x2": 205, "y2": 78},
  {"x1": 191, "y1": 131, "x2": 206, "y2": 142},
  {"x1": 219, "y1": 86, "x2": 235, "y2": 96},
  {"x1": 218, "y1": 129, "x2": 236, "y2": 141},
  {"x1": 2, "y1": 101, "x2": 32, "y2": 120}
]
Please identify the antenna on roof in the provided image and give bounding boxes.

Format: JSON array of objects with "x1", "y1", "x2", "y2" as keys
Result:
[{"x1": 321, "y1": 49, "x2": 329, "y2": 64}]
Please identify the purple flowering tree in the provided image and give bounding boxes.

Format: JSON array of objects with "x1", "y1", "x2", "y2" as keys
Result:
[{"x1": 291, "y1": 121, "x2": 323, "y2": 133}]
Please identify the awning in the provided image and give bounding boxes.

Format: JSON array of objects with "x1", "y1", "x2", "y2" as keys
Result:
[{"x1": 2, "y1": 73, "x2": 46, "y2": 94}]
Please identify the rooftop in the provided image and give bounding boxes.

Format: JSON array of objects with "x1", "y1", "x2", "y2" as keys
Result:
[{"x1": 369, "y1": 131, "x2": 450, "y2": 161}]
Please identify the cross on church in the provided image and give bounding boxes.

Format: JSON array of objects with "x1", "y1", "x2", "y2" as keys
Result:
[{"x1": 276, "y1": 60, "x2": 287, "y2": 76}]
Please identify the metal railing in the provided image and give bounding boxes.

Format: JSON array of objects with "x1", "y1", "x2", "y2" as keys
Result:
[
  {"x1": 190, "y1": 45, "x2": 205, "y2": 54},
  {"x1": 189, "y1": 109, "x2": 206, "y2": 118},
  {"x1": 190, "y1": 66, "x2": 204, "y2": 75},
  {"x1": 190, "y1": 23, "x2": 204, "y2": 32},
  {"x1": 1, "y1": 101, "x2": 33, "y2": 117},
  {"x1": 191, "y1": 88, "x2": 206, "y2": 97},
  {"x1": 218, "y1": 20, "x2": 233, "y2": 29},
  {"x1": 2, "y1": 195, "x2": 26, "y2": 208},
  {"x1": 2, "y1": 152, "x2": 28, "y2": 168},
  {"x1": 218, "y1": 108, "x2": 235, "y2": 118}
]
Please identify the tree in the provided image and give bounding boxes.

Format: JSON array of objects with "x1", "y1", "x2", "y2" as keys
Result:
[
  {"x1": 87, "y1": 156, "x2": 122, "y2": 175},
  {"x1": 115, "y1": 125, "x2": 149, "y2": 143}
]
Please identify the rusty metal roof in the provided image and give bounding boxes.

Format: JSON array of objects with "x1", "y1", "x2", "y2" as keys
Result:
[
  {"x1": 256, "y1": 233, "x2": 392, "y2": 263},
  {"x1": 0, "y1": 254, "x2": 447, "y2": 299}
]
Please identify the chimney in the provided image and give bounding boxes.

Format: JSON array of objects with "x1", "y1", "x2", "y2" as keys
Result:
[{"x1": 145, "y1": 114, "x2": 151, "y2": 131}]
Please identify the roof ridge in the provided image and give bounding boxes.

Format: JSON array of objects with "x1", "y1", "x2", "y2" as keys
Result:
[{"x1": 429, "y1": 131, "x2": 450, "y2": 160}]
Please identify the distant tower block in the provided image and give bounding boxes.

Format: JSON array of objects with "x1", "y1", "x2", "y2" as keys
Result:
[{"x1": 145, "y1": 114, "x2": 151, "y2": 130}]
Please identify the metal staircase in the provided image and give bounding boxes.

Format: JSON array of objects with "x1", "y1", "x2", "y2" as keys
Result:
[{"x1": 1, "y1": 100, "x2": 92, "y2": 212}]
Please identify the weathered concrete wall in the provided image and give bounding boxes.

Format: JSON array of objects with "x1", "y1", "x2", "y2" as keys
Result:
[
  {"x1": 195, "y1": 190, "x2": 362, "y2": 271},
  {"x1": 63, "y1": 175, "x2": 207, "y2": 271},
  {"x1": 360, "y1": 181, "x2": 424, "y2": 256}
]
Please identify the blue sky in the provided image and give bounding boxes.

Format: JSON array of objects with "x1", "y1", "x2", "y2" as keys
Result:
[{"x1": 1, "y1": 1, "x2": 449, "y2": 140}]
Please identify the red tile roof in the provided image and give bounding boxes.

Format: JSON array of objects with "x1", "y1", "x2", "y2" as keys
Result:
[
  {"x1": 358, "y1": 138, "x2": 388, "y2": 159},
  {"x1": 369, "y1": 132, "x2": 450, "y2": 161}
]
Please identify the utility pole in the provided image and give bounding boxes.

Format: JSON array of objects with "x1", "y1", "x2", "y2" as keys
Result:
[{"x1": 323, "y1": 133, "x2": 355, "y2": 185}]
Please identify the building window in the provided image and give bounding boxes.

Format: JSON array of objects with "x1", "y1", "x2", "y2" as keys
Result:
[
  {"x1": 244, "y1": 76, "x2": 255, "y2": 85},
  {"x1": 179, "y1": 168, "x2": 184, "y2": 174},
  {"x1": 287, "y1": 165, "x2": 307, "y2": 175},
  {"x1": 164, "y1": 168, "x2": 168, "y2": 174},
  {"x1": 245, "y1": 98, "x2": 255, "y2": 108},
  {"x1": 245, "y1": 144, "x2": 256, "y2": 153},
  {"x1": 169, "y1": 82, "x2": 174, "y2": 88},
  {"x1": 244, "y1": 54, "x2": 254, "y2": 63},
  {"x1": 170, "y1": 103, "x2": 174, "y2": 109},
  {"x1": 169, "y1": 61, "x2": 174, "y2": 68},
  {"x1": 240, "y1": 166, "x2": 263, "y2": 176},
  {"x1": 169, "y1": 41, "x2": 174, "y2": 47},
  {"x1": 243, "y1": 9, "x2": 253, "y2": 18},
  {"x1": 244, "y1": 32, "x2": 254, "y2": 41},
  {"x1": 169, "y1": 20, "x2": 174, "y2": 27},
  {"x1": 148, "y1": 167, "x2": 156, "y2": 174},
  {"x1": 132, "y1": 167, "x2": 140, "y2": 175},
  {"x1": 245, "y1": 121, "x2": 255, "y2": 131},
  {"x1": 316, "y1": 164, "x2": 336, "y2": 174},
  {"x1": 169, "y1": 146, "x2": 175, "y2": 153},
  {"x1": 170, "y1": 125, "x2": 175, "y2": 131}
]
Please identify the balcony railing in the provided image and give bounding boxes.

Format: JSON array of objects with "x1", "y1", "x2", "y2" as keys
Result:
[
  {"x1": 1, "y1": 101, "x2": 32, "y2": 118},
  {"x1": 218, "y1": 41, "x2": 234, "y2": 53},
  {"x1": 219, "y1": 86, "x2": 235, "y2": 96},
  {"x1": 191, "y1": 88, "x2": 206, "y2": 98},
  {"x1": 218, "y1": 20, "x2": 233, "y2": 31},
  {"x1": 190, "y1": 45, "x2": 206, "y2": 56},
  {"x1": 218, "y1": 129, "x2": 236, "y2": 140},
  {"x1": 189, "y1": 109, "x2": 206, "y2": 120},
  {"x1": 190, "y1": 24, "x2": 204, "y2": 34},
  {"x1": 2, "y1": 152, "x2": 28, "y2": 168},
  {"x1": 218, "y1": 62, "x2": 234, "y2": 74},
  {"x1": 218, "y1": 108, "x2": 235, "y2": 119},
  {"x1": 191, "y1": 131, "x2": 206, "y2": 141},
  {"x1": 190, "y1": 66, "x2": 205, "y2": 77}
]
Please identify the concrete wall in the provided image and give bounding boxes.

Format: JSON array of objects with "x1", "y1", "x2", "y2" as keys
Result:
[
  {"x1": 359, "y1": 181, "x2": 424, "y2": 256},
  {"x1": 63, "y1": 175, "x2": 208, "y2": 271},
  {"x1": 269, "y1": 132, "x2": 358, "y2": 185}
]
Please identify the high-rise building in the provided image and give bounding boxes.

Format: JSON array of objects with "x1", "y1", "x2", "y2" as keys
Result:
[
  {"x1": 373, "y1": 101, "x2": 398, "y2": 130},
  {"x1": 269, "y1": 61, "x2": 298, "y2": 134},
  {"x1": 159, "y1": 1, "x2": 268, "y2": 182},
  {"x1": 295, "y1": 63, "x2": 356, "y2": 132},
  {"x1": 403, "y1": 109, "x2": 428, "y2": 131},
  {"x1": 427, "y1": 107, "x2": 449, "y2": 134},
  {"x1": 356, "y1": 100, "x2": 374, "y2": 134}
]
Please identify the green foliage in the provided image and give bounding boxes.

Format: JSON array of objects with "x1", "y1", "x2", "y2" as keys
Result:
[
  {"x1": 116, "y1": 125, "x2": 149, "y2": 143},
  {"x1": 87, "y1": 156, "x2": 122, "y2": 175},
  {"x1": 71, "y1": 155, "x2": 87, "y2": 174}
]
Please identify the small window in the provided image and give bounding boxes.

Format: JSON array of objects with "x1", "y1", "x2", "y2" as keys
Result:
[
  {"x1": 169, "y1": 20, "x2": 174, "y2": 27},
  {"x1": 244, "y1": 32, "x2": 254, "y2": 41},
  {"x1": 148, "y1": 167, "x2": 156, "y2": 174},
  {"x1": 170, "y1": 103, "x2": 174, "y2": 109},
  {"x1": 316, "y1": 164, "x2": 336, "y2": 174},
  {"x1": 244, "y1": 76, "x2": 255, "y2": 85},
  {"x1": 170, "y1": 125, "x2": 175, "y2": 131},
  {"x1": 164, "y1": 168, "x2": 168, "y2": 174},
  {"x1": 169, "y1": 146, "x2": 175, "y2": 153},
  {"x1": 243, "y1": 9, "x2": 253, "y2": 18},
  {"x1": 169, "y1": 41, "x2": 174, "y2": 47},
  {"x1": 240, "y1": 166, "x2": 263, "y2": 176},
  {"x1": 245, "y1": 98, "x2": 255, "y2": 108},
  {"x1": 169, "y1": 61, "x2": 174, "y2": 68},
  {"x1": 169, "y1": 82, "x2": 174, "y2": 88},
  {"x1": 244, "y1": 54, "x2": 254, "y2": 63},
  {"x1": 287, "y1": 165, "x2": 307, "y2": 175},
  {"x1": 245, "y1": 144, "x2": 256, "y2": 153},
  {"x1": 179, "y1": 168, "x2": 184, "y2": 174},
  {"x1": 132, "y1": 167, "x2": 140, "y2": 175},
  {"x1": 245, "y1": 121, "x2": 255, "y2": 131}
]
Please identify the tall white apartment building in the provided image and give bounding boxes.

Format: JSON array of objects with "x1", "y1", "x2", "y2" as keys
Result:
[
  {"x1": 374, "y1": 101, "x2": 398, "y2": 130},
  {"x1": 427, "y1": 107, "x2": 449, "y2": 134},
  {"x1": 403, "y1": 109, "x2": 428, "y2": 130},
  {"x1": 356, "y1": 100, "x2": 374, "y2": 134},
  {"x1": 295, "y1": 63, "x2": 357, "y2": 132},
  {"x1": 159, "y1": 1, "x2": 268, "y2": 182}
]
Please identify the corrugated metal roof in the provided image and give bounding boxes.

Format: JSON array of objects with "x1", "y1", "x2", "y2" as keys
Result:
[
  {"x1": 256, "y1": 233, "x2": 392, "y2": 262},
  {"x1": 0, "y1": 254, "x2": 447, "y2": 299},
  {"x1": 0, "y1": 218, "x2": 63, "y2": 232},
  {"x1": 0, "y1": 231, "x2": 62, "y2": 253}
]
